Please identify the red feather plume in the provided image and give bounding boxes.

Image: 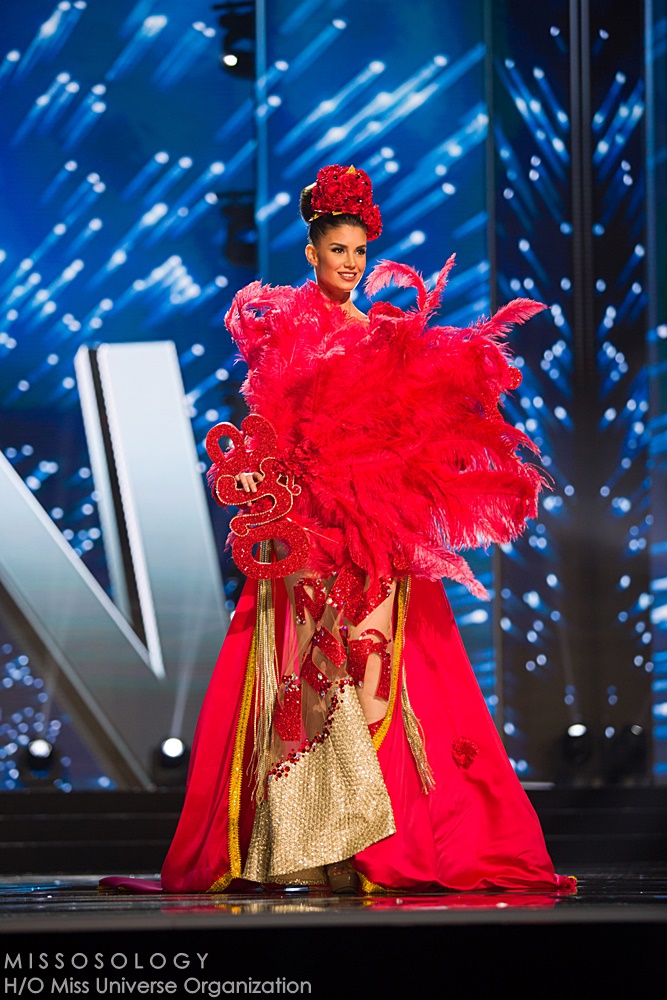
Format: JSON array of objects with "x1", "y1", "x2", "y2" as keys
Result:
[{"x1": 222, "y1": 259, "x2": 548, "y2": 597}]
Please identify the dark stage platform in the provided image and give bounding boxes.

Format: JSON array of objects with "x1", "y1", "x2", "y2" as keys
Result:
[{"x1": 1, "y1": 866, "x2": 665, "y2": 996}]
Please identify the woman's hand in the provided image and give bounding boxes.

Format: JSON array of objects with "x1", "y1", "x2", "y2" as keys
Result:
[{"x1": 235, "y1": 470, "x2": 265, "y2": 495}]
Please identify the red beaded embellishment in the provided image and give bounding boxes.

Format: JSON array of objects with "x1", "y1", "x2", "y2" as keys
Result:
[
  {"x1": 328, "y1": 567, "x2": 393, "y2": 626},
  {"x1": 301, "y1": 654, "x2": 331, "y2": 697},
  {"x1": 506, "y1": 366, "x2": 522, "y2": 390},
  {"x1": 268, "y1": 678, "x2": 355, "y2": 781},
  {"x1": 205, "y1": 414, "x2": 310, "y2": 579},
  {"x1": 294, "y1": 578, "x2": 326, "y2": 626},
  {"x1": 272, "y1": 674, "x2": 302, "y2": 742},
  {"x1": 452, "y1": 737, "x2": 479, "y2": 770},
  {"x1": 311, "y1": 624, "x2": 347, "y2": 668},
  {"x1": 346, "y1": 629, "x2": 391, "y2": 699}
]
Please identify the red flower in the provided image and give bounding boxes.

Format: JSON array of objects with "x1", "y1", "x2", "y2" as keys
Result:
[
  {"x1": 452, "y1": 737, "x2": 479, "y2": 770},
  {"x1": 310, "y1": 164, "x2": 383, "y2": 240}
]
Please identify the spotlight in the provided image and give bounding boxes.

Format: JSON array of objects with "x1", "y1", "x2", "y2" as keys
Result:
[
  {"x1": 161, "y1": 737, "x2": 186, "y2": 760},
  {"x1": 18, "y1": 739, "x2": 62, "y2": 787},
  {"x1": 28, "y1": 738, "x2": 55, "y2": 765},
  {"x1": 217, "y1": 191, "x2": 257, "y2": 269},
  {"x1": 151, "y1": 737, "x2": 190, "y2": 787},
  {"x1": 215, "y1": 2, "x2": 255, "y2": 80}
]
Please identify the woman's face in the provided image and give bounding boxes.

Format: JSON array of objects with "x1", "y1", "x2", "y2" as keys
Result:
[{"x1": 305, "y1": 223, "x2": 367, "y2": 301}]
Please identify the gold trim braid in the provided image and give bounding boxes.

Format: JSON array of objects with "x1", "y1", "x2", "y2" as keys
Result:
[
  {"x1": 208, "y1": 870, "x2": 234, "y2": 894},
  {"x1": 207, "y1": 599, "x2": 258, "y2": 893},
  {"x1": 372, "y1": 576, "x2": 410, "y2": 752},
  {"x1": 376, "y1": 575, "x2": 432, "y2": 792}
]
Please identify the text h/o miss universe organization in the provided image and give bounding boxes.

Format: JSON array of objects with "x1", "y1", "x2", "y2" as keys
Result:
[{"x1": 4, "y1": 976, "x2": 313, "y2": 996}]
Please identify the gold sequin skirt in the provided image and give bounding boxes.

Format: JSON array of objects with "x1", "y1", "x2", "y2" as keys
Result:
[{"x1": 243, "y1": 679, "x2": 395, "y2": 883}]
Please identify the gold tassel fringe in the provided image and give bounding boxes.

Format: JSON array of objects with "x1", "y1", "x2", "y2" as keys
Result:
[
  {"x1": 401, "y1": 670, "x2": 435, "y2": 794},
  {"x1": 251, "y1": 540, "x2": 279, "y2": 803}
]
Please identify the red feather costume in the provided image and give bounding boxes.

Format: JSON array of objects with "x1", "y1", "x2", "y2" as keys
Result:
[
  {"x1": 161, "y1": 260, "x2": 575, "y2": 895},
  {"x1": 225, "y1": 256, "x2": 546, "y2": 597}
]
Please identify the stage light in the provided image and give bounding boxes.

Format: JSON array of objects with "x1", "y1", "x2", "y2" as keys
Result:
[
  {"x1": 162, "y1": 737, "x2": 185, "y2": 759},
  {"x1": 17, "y1": 738, "x2": 62, "y2": 787},
  {"x1": 217, "y1": 191, "x2": 257, "y2": 269},
  {"x1": 151, "y1": 737, "x2": 190, "y2": 787},
  {"x1": 215, "y1": 2, "x2": 255, "y2": 80},
  {"x1": 28, "y1": 738, "x2": 54, "y2": 763}
]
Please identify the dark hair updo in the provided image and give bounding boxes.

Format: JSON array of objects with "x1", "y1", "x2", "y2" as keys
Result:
[{"x1": 299, "y1": 183, "x2": 367, "y2": 246}]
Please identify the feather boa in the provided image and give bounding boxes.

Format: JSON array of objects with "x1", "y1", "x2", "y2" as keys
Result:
[{"x1": 222, "y1": 258, "x2": 547, "y2": 598}]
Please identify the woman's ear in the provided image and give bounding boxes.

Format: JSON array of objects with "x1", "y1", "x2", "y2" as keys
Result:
[{"x1": 305, "y1": 243, "x2": 317, "y2": 267}]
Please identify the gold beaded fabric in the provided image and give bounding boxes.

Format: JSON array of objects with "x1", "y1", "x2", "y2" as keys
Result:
[{"x1": 242, "y1": 568, "x2": 399, "y2": 883}]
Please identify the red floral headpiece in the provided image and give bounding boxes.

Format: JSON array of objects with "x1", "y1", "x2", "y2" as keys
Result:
[{"x1": 309, "y1": 164, "x2": 382, "y2": 240}]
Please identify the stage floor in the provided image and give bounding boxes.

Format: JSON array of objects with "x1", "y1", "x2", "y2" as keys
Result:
[
  {"x1": 0, "y1": 864, "x2": 665, "y2": 933},
  {"x1": 2, "y1": 866, "x2": 665, "y2": 994}
]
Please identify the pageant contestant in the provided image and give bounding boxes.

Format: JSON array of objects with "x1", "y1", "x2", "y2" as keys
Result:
[{"x1": 161, "y1": 164, "x2": 576, "y2": 895}]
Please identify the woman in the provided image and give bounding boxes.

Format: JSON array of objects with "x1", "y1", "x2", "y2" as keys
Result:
[{"x1": 161, "y1": 164, "x2": 575, "y2": 895}]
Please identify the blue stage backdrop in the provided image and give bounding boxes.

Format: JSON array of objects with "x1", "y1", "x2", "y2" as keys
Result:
[
  {"x1": 0, "y1": 0, "x2": 255, "y2": 790},
  {"x1": 0, "y1": 0, "x2": 663, "y2": 789},
  {"x1": 491, "y1": 1, "x2": 652, "y2": 781},
  {"x1": 647, "y1": 0, "x2": 667, "y2": 779}
]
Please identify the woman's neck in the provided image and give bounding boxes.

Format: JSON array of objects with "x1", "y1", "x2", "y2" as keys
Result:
[{"x1": 315, "y1": 284, "x2": 366, "y2": 321}]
